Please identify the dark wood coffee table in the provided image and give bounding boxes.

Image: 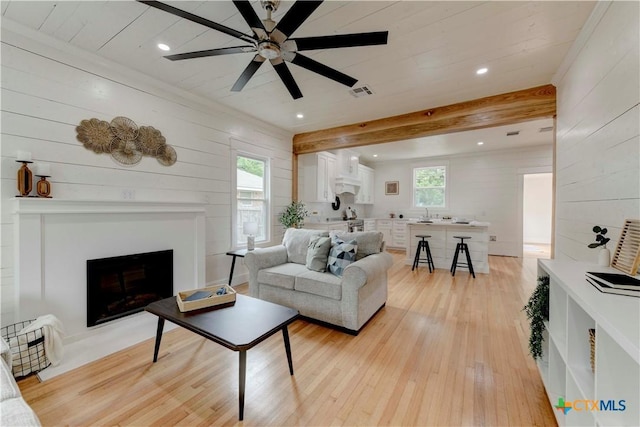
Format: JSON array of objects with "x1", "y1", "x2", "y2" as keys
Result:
[{"x1": 145, "y1": 294, "x2": 299, "y2": 420}]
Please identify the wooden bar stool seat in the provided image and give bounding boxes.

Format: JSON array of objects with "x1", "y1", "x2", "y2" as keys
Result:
[
  {"x1": 412, "y1": 235, "x2": 435, "y2": 273},
  {"x1": 450, "y1": 236, "x2": 475, "y2": 278}
]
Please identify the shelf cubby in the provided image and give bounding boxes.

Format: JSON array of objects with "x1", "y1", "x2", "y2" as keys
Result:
[
  {"x1": 537, "y1": 259, "x2": 640, "y2": 426},
  {"x1": 566, "y1": 298, "x2": 595, "y2": 398},
  {"x1": 548, "y1": 281, "x2": 568, "y2": 356},
  {"x1": 594, "y1": 328, "x2": 640, "y2": 427},
  {"x1": 566, "y1": 373, "x2": 596, "y2": 427}
]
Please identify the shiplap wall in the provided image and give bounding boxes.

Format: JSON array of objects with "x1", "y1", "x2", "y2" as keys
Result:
[
  {"x1": 0, "y1": 21, "x2": 293, "y2": 325},
  {"x1": 553, "y1": 1, "x2": 640, "y2": 264},
  {"x1": 368, "y1": 145, "x2": 553, "y2": 257}
]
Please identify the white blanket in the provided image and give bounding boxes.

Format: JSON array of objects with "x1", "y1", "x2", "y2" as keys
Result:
[{"x1": 18, "y1": 314, "x2": 65, "y2": 367}]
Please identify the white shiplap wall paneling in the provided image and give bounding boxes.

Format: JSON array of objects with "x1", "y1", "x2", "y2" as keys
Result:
[
  {"x1": 554, "y1": 1, "x2": 640, "y2": 262},
  {"x1": 0, "y1": 22, "x2": 293, "y2": 325}
]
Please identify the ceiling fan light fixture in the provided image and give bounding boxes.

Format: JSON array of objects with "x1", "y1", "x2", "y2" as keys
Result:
[
  {"x1": 257, "y1": 40, "x2": 281, "y2": 59},
  {"x1": 157, "y1": 43, "x2": 171, "y2": 51}
]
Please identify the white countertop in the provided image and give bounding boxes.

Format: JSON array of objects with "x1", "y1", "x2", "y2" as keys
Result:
[
  {"x1": 306, "y1": 218, "x2": 489, "y2": 227},
  {"x1": 407, "y1": 220, "x2": 490, "y2": 227}
]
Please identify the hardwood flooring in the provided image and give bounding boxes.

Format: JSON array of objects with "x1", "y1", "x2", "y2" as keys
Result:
[{"x1": 19, "y1": 251, "x2": 556, "y2": 426}]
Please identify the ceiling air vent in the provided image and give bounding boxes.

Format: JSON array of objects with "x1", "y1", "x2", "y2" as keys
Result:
[
  {"x1": 349, "y1": 85, "x2": 374, "y2": 98},
  {"x1": 506, "y1": 130, "x2": 520, "y2": 136},
  {"x1": 539, "y1": 126, "x2": 554, "y2": 133}
]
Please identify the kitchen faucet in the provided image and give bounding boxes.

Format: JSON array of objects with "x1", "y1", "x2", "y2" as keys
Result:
[{"x1": 424, "y1": 208, "x2": 429, "y2": 219}]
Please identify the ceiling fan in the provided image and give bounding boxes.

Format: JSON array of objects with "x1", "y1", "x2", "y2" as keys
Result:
[{"x1": 139, "y1": 0, "x2": 389, "y2": 99}]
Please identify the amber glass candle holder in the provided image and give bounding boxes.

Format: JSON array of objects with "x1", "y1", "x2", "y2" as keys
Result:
[
  {"x1": 16, "y1": 161, "x2": 33, "y2": 197},
  {"x1": 36, "y1": 175, "x2": 52, "y2": 198}
]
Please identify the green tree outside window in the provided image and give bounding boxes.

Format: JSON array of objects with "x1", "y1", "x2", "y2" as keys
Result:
[{"x1": 414, "y1": 166, "x2": 446, "y2": 208}]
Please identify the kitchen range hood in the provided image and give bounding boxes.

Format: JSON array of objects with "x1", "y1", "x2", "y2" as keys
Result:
[{"x1": 334, "y1": 175, "x2": 361, "y2": 195}]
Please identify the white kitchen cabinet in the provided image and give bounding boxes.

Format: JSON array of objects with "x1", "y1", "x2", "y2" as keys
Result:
[
  {"x1": 300, "y1": 152, "x2": 336, "y2": 203},
  {"x1": 376, "y1": 219, "x2": 408, "y2": 249},
  {"x1": 364, "y1": 219, "x2": 376, "y2": 231},
  {"x1": 337, "y1": 149, "x2": 359, "y2": 179},
  {"x1": 537, "y1": 259, "x2": 640, "y2": 426},
  {"x1": 355, "y1": 164, "x2": 375, "y2": 204},
  {"x1": 304, "y1": 222, "x2": 348, "y2": 232},
  {"x1": 392, "y1": 219, "x2": 408, "y2": 248},
  {"x1": 376, "y1": 220, "x2": 393, "y2": 246}
]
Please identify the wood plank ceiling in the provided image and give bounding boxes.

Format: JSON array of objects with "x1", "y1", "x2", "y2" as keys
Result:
[{"x1": 1, "y1": 1, "x2": 596, "y2": 136}]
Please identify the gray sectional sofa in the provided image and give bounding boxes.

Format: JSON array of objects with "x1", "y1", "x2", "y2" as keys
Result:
[
  {"x1": 245, "y1": 228, "x2": 393, "y2": 334},
  {"x1": 1, "y1": 338, "x2": 41, "y2": 426}
]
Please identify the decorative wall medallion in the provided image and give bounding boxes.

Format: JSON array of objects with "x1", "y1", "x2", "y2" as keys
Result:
[
  {"x1": 156, "y1": 145, "x2": 177, "y2": 166},
  {"x1": 110, "y1": 116, "x2": 138, "y2": 141},
  {"x1": 76, "y1": 119, "x2": 114, "y2": 153},
  {"x1": 76, "y1": 117, "x2": 176, "y2": 166},
  {"x1": 111, "y1": 140, "x2": 143, "y2": 166},
  {"x1": 136, "y1": 126, "x2": 166, "y2": 155}
]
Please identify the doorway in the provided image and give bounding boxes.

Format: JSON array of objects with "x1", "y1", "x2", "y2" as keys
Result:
[{"x1": 522, "y1": 173, "x2": 552, "y2": 259}]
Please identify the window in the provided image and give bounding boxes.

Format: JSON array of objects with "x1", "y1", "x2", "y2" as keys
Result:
[
  {"x1": 236, "y1": 154, "x2": 268, "y2": 246},
  {"x1": 413, "y1": 165, "x2": 447, "y2": 208}
]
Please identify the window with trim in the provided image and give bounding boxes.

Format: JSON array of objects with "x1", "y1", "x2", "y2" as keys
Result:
[
  {"x1": 413, "y1": 165, "x2": 447, "y2": 208},
  {"x1": 236, "y1": 155, "x2": 268, "y2": 245}
]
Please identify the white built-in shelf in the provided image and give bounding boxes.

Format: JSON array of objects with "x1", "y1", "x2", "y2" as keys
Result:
[{"x1": 537, "y1": 259, "x2": 640, "y2": 427}]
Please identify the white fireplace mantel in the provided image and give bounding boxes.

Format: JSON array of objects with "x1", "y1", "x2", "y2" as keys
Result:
[
  {"x1": 13, "y1": 198, "x2": 207, "y2": 379},
  {"x1": 13, "y1": 197, "x2": 207, "y2": 215}
]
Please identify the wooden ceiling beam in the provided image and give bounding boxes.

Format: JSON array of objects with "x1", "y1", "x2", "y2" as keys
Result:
[{"x1": 292, "y1": 84, "x2": 556, "y2": 155}]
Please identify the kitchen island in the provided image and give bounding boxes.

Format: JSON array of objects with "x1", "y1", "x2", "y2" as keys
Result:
[{"x1": 405, "y1": 220, "x2": 490, "y2": 274}]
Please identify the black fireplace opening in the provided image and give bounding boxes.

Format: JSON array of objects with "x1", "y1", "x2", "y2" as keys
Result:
[{"x1": 87, "y1": 249, "x2": 173, "y2": 327}]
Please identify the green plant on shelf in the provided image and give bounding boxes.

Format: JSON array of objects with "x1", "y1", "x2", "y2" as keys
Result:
[
  {"x1": 523, "y1": 275, "x2": 550, "y2": 360},
  {"x1": 588, "y1": 225, "x2": 610, "y2": 249}
]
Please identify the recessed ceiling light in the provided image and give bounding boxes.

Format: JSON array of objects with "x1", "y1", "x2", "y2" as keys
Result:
[
  {"x1": 476, "y1": 67, "x2": 488, "y2": 75},
  {"x1": 373, "y1": 154, "x2": 378, "y2": 158},
  {"x1": 157, "y1": 43, "x2": 171, "y2": 51},
  {"x1": 296, "y1": 113, "x2": 304, "y2": 119},
  {"x1": 477, "y1": 141, "x2": 484, "y2": 146}
]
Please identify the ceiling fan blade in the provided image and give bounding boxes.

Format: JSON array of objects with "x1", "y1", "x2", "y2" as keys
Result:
[
  {"x1": 273, "y1": 1, "x2": 323, "y2": 39},
  {"x1": 166, "y1": 46, "x2": 256, "y2": 61},
  {"x1": 232, "y1": 0, "x2": 267, "y2": 37},
  {"x1": 291, "y1": 32, "x2": 389, "y2": 51},
  {"x1": 231, "y1": 55, "x2": 266, "y2": 92},
  {"x1": 289, "y1": 53, "x2": 357, "y2": 87},
  {"x1": 138, "y1": 1, "x2": 255, "y2": 44},
  {"x1": 270, "y1": 58, "x2": 303, "y2": 99}
]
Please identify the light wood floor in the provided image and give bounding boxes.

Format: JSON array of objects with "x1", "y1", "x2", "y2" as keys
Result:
[{"x1": 19, "y1": 251, "x2": 556, "y2": 426}]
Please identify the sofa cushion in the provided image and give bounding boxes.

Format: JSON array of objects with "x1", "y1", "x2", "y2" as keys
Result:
[
  {"x1": 1, "y1": 359, "x2": 19, "y2": 401},
  {"x1": 329, "y1": 231, "x2": 384, "y2": 261},
  {"x1": 327, "y1": 239, "x2": 358, "y2": 277},
  {"x1": 257, "y1": 263, "x2": 309, "y2": 290},
  {"x1": 283, "y1": 228, "x2": 329, "y2": 265},
  {"x1": 295, "y1": 270, "x2": 343, "y2": 300},
  {"x1": 305, "y1": 236, "x2": 331, "y2": 272},
  {"x1": 1, "y1": 397, "x2": 42, "y2": 427}
]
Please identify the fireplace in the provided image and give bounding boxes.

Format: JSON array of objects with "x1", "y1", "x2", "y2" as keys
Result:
[{"x1": 87, "y1": 250, "x2": 173, "y2": 327}]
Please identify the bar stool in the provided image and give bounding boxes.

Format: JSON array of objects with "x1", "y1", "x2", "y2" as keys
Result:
[
  {"x1": 450, "y1": 236, "x2": 475, "y2": 278},
  {"x1": 412, "y1": 235, "x2": 435, "y2": 273}
]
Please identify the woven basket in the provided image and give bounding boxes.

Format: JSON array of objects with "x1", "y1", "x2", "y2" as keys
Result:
[
  {"x1": 589, "y1": 328, "x2": 596, "y2": 373},
  {"x1": 1, "y1": 320, "x2": 51, "y2": 378}
]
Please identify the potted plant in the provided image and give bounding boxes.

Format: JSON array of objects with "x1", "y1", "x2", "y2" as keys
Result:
[
  {"x1": 523, "y1": 276, "x2": 550, "y2": 360},
  {"x1": 588, "y1": 225, "x2": 611, "y2": 266},
  {"x1": 278, "y1": 201, "x2": 308, "y2": 229}
]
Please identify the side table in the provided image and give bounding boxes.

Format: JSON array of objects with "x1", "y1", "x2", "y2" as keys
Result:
[{"x1": 226, "y1": 249, "x2": 248, "y2": 286}]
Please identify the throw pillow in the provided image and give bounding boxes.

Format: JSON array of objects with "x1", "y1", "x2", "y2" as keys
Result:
[
  {"x1": 306, "y1": 236, "x2": 332, "y2": 272},
  {"x1": 329, "y1": 231, "x2": 384, "y2": 261},
  {"x1": 283, "y1": 228, "x2": 329, "y2": 264},
  {"x1": 327, "y1": 238, "x2": 358, "y2": 277}
]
